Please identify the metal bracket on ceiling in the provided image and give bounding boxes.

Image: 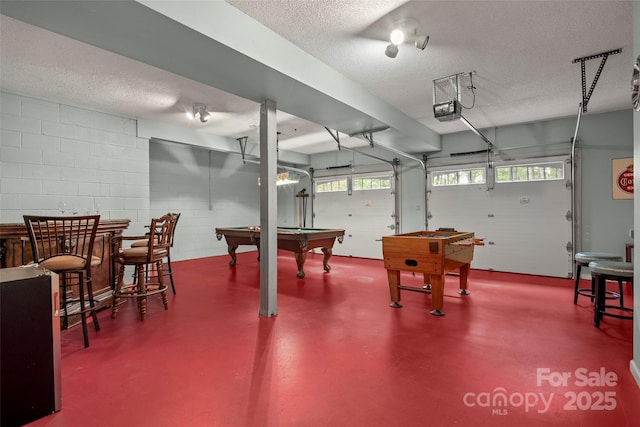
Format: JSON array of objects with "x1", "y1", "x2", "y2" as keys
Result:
[
  {"x1": 348, "y1": 126, "x2": 391, "y2": 148},
  {"x1": 237, "y1": 136, "x2": 249, "y2": 164},
  {"x1": 573, "y1": 48, "x2": 622, "y2": 113},
  {"x1": 324, "y1": 127, "x2": 341, "y2": 150}
]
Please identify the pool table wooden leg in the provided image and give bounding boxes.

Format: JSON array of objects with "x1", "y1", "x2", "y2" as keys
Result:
[
  {"x1": 429, "y1": 274, "x2": 445, "y2": 316},
  {"x1": 227, "y1": 244, "x2": 238, "y2": 266},
  {"x1": 321, "y1": 247, "x2": 332, "y2": 272},
  {"x1": 294, "y1": 251, "x2": 307, "y2": 278},
  {"x1": 388, "y1": 270, "x2": 402, "y2": 308}
]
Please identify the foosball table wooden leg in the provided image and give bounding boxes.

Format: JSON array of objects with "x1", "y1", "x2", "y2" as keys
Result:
[{"x1": 387, "y1": 270, "x2": 402, "y2": 308}]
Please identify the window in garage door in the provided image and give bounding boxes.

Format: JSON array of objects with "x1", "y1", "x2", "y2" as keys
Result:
[
  {"x1": 314, "y1": 172, "x2": 395, "y2": 259},
  {"x1": 428, "y1": 156, "x2": 572, "y2": 277}
]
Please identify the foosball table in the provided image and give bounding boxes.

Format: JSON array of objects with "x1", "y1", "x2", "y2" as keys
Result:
[{"x1": 382, "y1": 230, "x2": 484, "y2": 316}]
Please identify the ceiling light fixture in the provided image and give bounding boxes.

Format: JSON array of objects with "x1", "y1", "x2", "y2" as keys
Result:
[
  {"x1": 188, "y1": 104, "x2": 211, "y2": 123},
  {"x1": 389, "y1": 29, "x2": 405, "y2": 46},
  {"x1": 384, "y1": 44, "x2": 399, "y2": 58},
  {"x1": 385, "y1": 28, "x2": 429, "y2": 58}
]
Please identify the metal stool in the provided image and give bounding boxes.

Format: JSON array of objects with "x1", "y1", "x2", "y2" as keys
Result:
[
  {"x1": 574, "y1": 252, "x2": 622, "y2": 304},
  {"x1": 590, "y1": 261, "x2": 633, "y2": 327}
]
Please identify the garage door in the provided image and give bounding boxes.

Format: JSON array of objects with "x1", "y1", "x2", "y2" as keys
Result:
[
  {"x1": 313, "y1": 171, "x2": 395, "y2": 259},
  {"x1": 427, "y1": 156, "x2": 572, "y2": 277}
]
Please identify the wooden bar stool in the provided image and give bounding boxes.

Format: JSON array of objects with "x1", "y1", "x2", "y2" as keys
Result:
[
  {"x1": 574, "y1": 252, "x2": 622, "y2": 304},
  {"x1": 23, "y1": 215, "x2": 101, "y2": 348},
  {"x1": 590, "y1": 261, "x2": 633, "y2": 327},
  {"x1": 130, "y1": 212, "x2": 180, "y2": 294},
  {"x1": 112, "y1": 214, "x2": 174, "y2": 321}
]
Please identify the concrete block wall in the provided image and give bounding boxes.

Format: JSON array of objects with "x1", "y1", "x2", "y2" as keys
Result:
[
  {"x1": 149, "y1": 140, "x2": 262, "y2": 261},
  {"x1": 0, "y1": 91, "x2": 150, "y2": 234}
]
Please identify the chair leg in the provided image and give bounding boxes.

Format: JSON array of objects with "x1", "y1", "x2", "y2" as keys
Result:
[
  {"x1": 86, "y1": 271, "x2": 100, "y2": 332},
  {"x1": 573, "y1": 264, "x2": 582, "y2": 304},
  {"x1": 158, "y1": 261, "x2": 169, "y2": 310},
  {"x1": 78, "y1": 272, "x2": 90, "y2": 348},
  {"x1": 167, "y1": 256, "x2": 176, "y2": 294},
  {"x1": 594, "y1": 274, "x2": 603, "y2": 327},
  {"x1": 137, "y1": 263, "x2": 147, "y2": 321},
  {"x1": 618, "y1": 280, "x2": 624, "y2": 308},
  {"x1": 112, "y1": 264, "x2": 126, "y2": 319},
  {"x1": 60, "y1": 274, "x2": 69, "y2": 329}
]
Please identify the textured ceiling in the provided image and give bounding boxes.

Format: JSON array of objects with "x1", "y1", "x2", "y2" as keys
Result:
[{"x1": 0, "y1": 0, "x2": 634, "y2": 155}]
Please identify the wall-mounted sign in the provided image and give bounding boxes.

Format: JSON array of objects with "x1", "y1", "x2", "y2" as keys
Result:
[{"x1": 612, "y1": 158, "x2": 633, "y2": 200}]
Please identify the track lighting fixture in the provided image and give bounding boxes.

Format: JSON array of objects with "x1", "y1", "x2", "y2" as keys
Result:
[
  {"x1": 187, "y1": 104, "x2": 211, "y2": 123},
  {"x1": 384, "y1": 44, "x2": 399, "y2": 58},
  {"x1": 384, "y1": 26, "x2": 429, "y2": 59},
  {"x1": 389, "y1": 29, "x2": 405, "y2": 46}
]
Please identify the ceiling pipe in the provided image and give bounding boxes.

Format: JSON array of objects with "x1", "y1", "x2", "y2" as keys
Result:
[
  {"x1": 570, "y1": 102, "x2": 583, "y2": 269},
  {"x1": 325, "y1": 127, "x2": 429, "y2": 230}
]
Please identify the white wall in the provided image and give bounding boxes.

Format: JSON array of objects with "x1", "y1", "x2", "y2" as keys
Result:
[
  {"x1": 578, "y1": 110, "x2": 634, "y2": 253},
  {"x1": 148, "y1": 140, "x2": 309, "y2": 261},
  {"x1": 277, "y1": 176, "x2": 312, "y2": 228},
  {"x1": 149, "y1": 141, "x2": 259, "y2": 261},
  {"x1": 0, "y1": 91, "x2": 149, "y2": 234}
]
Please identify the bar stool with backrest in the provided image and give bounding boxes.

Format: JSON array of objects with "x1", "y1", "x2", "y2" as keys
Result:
[
  {"x1": 590, "y1": 261, "x2": 634, "y2": 327},
  {"x1": 130, "y1": 212, "x2": 180, "y2": 294},
  {"x1": 574, "y1": 252, "x2": 623, "y2": 305},
  {"x1": 111, "y1": 214, "x2": 175, "y2": 320},
  {"x1": 23, "y1": 215, "x2": 101, "y2": 348}
]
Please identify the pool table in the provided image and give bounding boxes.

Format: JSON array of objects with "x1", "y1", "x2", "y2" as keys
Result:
[{"x1": 215, "y1": 226, "x2": 345, "y2": 278}]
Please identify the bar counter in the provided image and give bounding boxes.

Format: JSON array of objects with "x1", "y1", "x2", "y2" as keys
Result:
[{"x1": 0, "y1": 218, "x2": 131, "y2": 308}]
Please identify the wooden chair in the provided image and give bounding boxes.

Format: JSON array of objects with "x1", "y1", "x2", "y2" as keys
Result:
[
  {"x1": 130, "y1": 212, "x2": 180, "y2": 294},
  {"x1": 112, "y1": 214, "x2": 175, "y2": 320},
  {"x1": 23, "y1": 215, "x2": 101, "y2": 348}
]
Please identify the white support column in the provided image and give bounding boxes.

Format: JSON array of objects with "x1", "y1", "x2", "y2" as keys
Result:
[{"x1": 259, "y1": 99, "x2": 278, "y2": 317}]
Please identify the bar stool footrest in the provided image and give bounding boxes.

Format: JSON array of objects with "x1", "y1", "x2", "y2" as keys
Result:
[
  {"x1": 599, "y1": 305, "x2": 634, "y2": 320},
  {"x1": 576, "y1": 288, "x2": 620, "y2": 300}
]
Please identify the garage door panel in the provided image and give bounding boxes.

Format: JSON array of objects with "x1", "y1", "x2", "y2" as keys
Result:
[
  {"x1": 428, "y1": 157, "x2": 571, "y2": 277},
  {"x1": 314, "y1": 175, "x2": 394, "y2": 260}
]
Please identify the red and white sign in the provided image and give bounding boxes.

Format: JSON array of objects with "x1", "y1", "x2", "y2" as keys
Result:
[{"x1": 612, "y1": 158, "x2": 633, "y2": 200}]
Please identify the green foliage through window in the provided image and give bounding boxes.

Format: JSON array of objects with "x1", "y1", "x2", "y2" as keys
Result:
[
  {"x1": 495, "y1": 162, "x2": 564, "y2": 183},
  {"x1": 353, "y1": 177, "x2": 391, "y2": 191},
  {"x1": 316, "y1": 179, "x2": 348, "y2": 193},
  {"x1": 432, "y1": 168, "x2": 486, "y2": 186}
]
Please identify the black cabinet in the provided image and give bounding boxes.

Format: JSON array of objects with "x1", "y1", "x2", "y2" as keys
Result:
[{"x1": 1, "y1": 266, "x2": 61, "y2": 427}]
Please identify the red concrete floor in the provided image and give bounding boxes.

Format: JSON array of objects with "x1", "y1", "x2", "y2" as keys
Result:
[{"x1": 25, "y1": 251, "x2": 640, "y2": 427}]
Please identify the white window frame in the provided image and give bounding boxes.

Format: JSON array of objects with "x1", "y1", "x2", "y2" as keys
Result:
[
  {"x1": 315, "y1": 178, "x2": 348, "y2": 193},
  {"x1": 495, "y1": 161, "x2": 565, "y2": 183},
  {"x1": 431, "y1": 167, "x2": 487, "y2": 186}
]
